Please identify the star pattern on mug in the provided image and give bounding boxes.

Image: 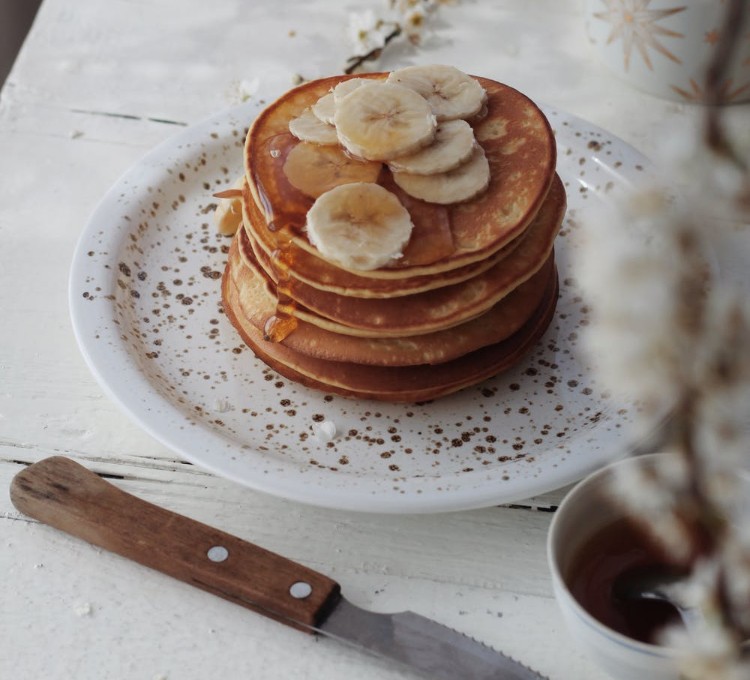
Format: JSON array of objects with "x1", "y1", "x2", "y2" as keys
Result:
[
  {"x1": 593, "y1": 0, "x2": 687, "y2": 71},
  {"x1": 671, "y1": 77, "x2": 750, "y2": 103}
]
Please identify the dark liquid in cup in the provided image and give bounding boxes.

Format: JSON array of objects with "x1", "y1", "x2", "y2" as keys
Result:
[{"x1": 565, "y1": 517, "x2": 685, "y2": 645}]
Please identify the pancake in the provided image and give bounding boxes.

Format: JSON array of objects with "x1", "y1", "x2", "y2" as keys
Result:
[
  {"x1": 241, "y1": 179, "x2": 525, "y2": 298},
  {"x1": 222, "y1": 254, "x2": 559, "y2": 402},
  {"x1": 244, "y1": 73, "x2": 556, "y2": 279},
  {"x1": 240, "y1": 174, "x2": 565, "y2": 336},
  {"x1": 226, "y1": 234, "x2": 556, "y2": 365}
]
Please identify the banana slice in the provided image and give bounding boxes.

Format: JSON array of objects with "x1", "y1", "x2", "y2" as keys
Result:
[
  {"x1": 334, "y1": 82, "x2": 437, "y2": 161},
  {"x1": 387, "y1": 65, "x2": 487, "y2": 121},
  {"x1": 213, "y1": 177, "x2": 244, "y2": 235},
  {"x1": 283, "y1": 142, "x2": 382, "y2": 199},
  {"x1": 311, "y1": 92, "x2": 336, "y2": 125},
  {"x1": 310, "y1": 81, "x2": 369, "y2": 127},
  {"x1": 387, "y1": 119, "x2": 475, "y2": 175},
  {"x1": 392, "y1": 144, "x2": 490, "y2": 204},
  {"x1": 288, "y1": 107, "x2": 339, "y2": 145},
  {"x1": 306, "y1": 182, "x2": 414, "y2": 271},
  {"x1": 332, "y1": 77, "x2": 368, "y2": 103}
]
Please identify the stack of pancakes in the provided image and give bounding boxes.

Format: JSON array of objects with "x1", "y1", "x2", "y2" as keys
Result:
[{"x1": 220, "y1": 72, "x2": 564, "y2": 402}]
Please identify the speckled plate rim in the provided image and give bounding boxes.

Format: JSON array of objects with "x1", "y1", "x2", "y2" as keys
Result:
[{"x1": 69, "y1": 97, "x2": 652, "y2": 514}]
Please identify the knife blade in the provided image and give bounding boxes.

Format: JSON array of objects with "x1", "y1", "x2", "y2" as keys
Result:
[{"x1": 10, "y1": 456, "x2": 547, "y2": 679}]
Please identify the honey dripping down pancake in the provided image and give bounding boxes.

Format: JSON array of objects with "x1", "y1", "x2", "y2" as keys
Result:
[{"x1": 213, "y1": 65, "x2": 564, "y2": 402}]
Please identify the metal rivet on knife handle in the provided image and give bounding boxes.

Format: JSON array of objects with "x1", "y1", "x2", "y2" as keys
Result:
[
  {"x1": 207, "y1": 546, "x2": 229, "y2": 562},
  {"x1": 289, "y1": 582, "x2": 313, "y2": 599},
  {"x1": 9, "y1": 456, "x2": 342, "y2": 633}
]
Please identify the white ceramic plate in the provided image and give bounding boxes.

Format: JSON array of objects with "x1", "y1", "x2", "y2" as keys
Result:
[{"x1": 70, "y1": 96, "x2": 651, "y2": 514}]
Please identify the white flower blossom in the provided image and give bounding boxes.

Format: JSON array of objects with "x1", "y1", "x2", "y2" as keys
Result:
[
  {"x1": 656, "y1": 558, "x2": 747, "y2": 678},
  {"x1": 577, "y1": 187, "x2": 698, "y2": 419},
  {"x1": 347, "y1": 9, "x2": 395, "y2": 54},
  {"x1": 390, "y1": 0, "x2": 438, "y2": 44},
  {"x1": 344, "y1": 0, "x2": 455, "y2": 71},
  {"x1": 609, "y1": 456, "x2": 694, "y2": 558},
  {"x1": 660, "y1": 621, "x2": 747, "y2": 680},
  {"x1": 402, "y1": 7, "x2": 428, "y2": 43},
  {"x1": 659, "y1": 118, "x2": 750, "y2": 221}
]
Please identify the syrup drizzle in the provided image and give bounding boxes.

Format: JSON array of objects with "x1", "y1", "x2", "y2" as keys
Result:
[
  {"x1": 262, "y1": 225, "x2": 299, "y2": 342},
  {"x1": 251, "y1": 133, "x2": 312, "y2": 343}
]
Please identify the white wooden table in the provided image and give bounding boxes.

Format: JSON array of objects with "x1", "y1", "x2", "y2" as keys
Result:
[{"x1": 2, "y1": 1, "x2": 748, "y2": 678}]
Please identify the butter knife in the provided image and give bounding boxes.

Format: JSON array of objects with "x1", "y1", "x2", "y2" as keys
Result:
[{"x1": 10, "y1": 456, "x2": 547, "y2": 680}]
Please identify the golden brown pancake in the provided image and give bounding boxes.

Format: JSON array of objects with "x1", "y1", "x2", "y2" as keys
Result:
[
  {"x1": 222, "y1": 255, "x2": 559, "y2": 402},
  {"x1": 239, "y1": 174, "x2": 565, "y2": 336},
  {"x1": 243, "y1": 73, "x2": 557, "y2": 278},
  {"x1": 241, "y1": 180, "x2": 524, "y2": 298},
  {"x1": 226, "y1": 234, "x2": 556, "y2": 365}
]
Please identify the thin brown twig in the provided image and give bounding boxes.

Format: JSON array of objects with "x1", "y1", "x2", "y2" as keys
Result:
[
  {"x1": 344, "y1": 26, "x2": 402, "y2": 74},
  {"x1": 704, "y1": 0, "x2": 748, "y2": 169}
]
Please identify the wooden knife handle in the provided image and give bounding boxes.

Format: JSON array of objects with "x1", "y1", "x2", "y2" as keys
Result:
[{"x1": 10, "y1": 456, "x2": 341, "y2": 631}]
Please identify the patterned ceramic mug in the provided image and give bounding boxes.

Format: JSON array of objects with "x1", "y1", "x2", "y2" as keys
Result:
[{"x1": 584, "y1": 0, "x2": 750, "y2": 104}]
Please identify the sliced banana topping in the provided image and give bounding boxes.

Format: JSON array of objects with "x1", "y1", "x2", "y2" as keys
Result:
[
  {"x1": 387, "y1": 64, "x2": 487, "y2": 122},
  {"x1": 387, "y1": 119, "x2": 475, "y2": 175},
  {"x1": 392, "y1": 144, "x2": 490, "y2": 205},
  {"x1": 334, "y1": 82, "x2": 437, "y2": 162},
  {"x1": 288, "y1": 107, "x2": 339, "y2": 145},
  {"x1": 282, "y1": 65, "x2": 494, "y2": 262},
  {"x1": 332, "y1": 77, "x2": 369, "y2": 103},
  {"x1": 306, "y1": 182, "x2": 414, "y2": 271},
  {"x1": 283, "y1": 142, "x2": 382, "y2": 199},
  {"x1": 311, "y1": 92, "x2": 337, "y2": 125},
  {"x1": 213, "y1": 177, "x2": 244, "y2": 236}
]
